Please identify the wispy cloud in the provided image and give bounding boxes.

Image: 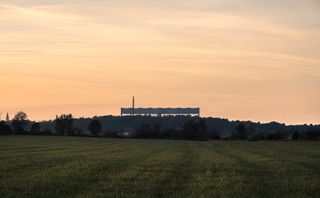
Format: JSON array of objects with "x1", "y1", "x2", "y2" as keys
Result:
[{"x1": 0, "y1": 0, "x2": 319, "y2": 123}]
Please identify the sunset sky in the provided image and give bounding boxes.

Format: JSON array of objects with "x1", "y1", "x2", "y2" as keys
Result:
[{"x1": 0, "y1": 0, "x2": 319, "y2": 124}]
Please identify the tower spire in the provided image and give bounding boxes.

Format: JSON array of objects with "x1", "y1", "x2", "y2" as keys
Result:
[
  {"x1": 6, "y1": 113, "x2": 10, "y2": 125},
  {"x1": 132, "y1": 96, "x2": 135, "y2": 116}
]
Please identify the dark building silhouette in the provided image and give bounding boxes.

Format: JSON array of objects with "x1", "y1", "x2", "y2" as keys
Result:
[{"x1": 121, "y1": 97, "x2": 200, "y2": 117}]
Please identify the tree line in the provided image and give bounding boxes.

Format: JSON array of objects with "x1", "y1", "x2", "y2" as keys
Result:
[{"x1": 1, "y1": 111, "x2": 319, "y2": 141}]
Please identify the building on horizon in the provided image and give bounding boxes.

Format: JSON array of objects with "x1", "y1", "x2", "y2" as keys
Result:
[{"x1": 121, "y1": 97, "x2": 200, "y2": 117}]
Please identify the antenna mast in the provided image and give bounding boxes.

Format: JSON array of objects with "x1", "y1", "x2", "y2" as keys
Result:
[{"x1": 132, "y1": 96, "x2": 135, "y2": 116}]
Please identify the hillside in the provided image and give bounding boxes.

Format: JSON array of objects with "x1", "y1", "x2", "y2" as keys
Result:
[{"x1": 40, "y1": 116, "x2": 320, "y2": 136}]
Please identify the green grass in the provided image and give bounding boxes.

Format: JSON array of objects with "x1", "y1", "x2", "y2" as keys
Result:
[{"x1": 0, "y1": 136, "x2": 319, "y2": 198}]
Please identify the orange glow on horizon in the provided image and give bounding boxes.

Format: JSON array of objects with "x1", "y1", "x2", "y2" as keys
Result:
[{"x1": 0, "y1": 1, "x2": 319, "y2": 124}]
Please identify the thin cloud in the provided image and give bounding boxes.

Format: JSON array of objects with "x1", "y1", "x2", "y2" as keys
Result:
[{"x1": 0, "y1": 0, "x2": 319, "y2": 123}]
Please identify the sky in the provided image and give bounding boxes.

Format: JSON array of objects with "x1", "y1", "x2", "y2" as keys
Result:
[{"x1": 0, "y1": 0, "x2": 319, "y2": 124}]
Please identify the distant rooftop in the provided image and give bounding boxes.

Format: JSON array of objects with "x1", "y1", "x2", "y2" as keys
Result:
[
  {"x1": 121, "y1": 107, "x2": 200, "y2": 117},
  {"x1": 121, "y1": 97, "x2": 200, "y2": 117}
]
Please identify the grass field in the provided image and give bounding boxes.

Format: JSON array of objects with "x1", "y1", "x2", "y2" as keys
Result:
[{"x1": 0, "y1": 136, "x2": 319, "y2": 198}]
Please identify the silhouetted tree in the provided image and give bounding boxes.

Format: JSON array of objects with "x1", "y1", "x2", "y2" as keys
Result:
[
  {"x1": 42, "y1": 128, "x2": 53, "y2": 136},
  {"x1": 302, "y1": 130, "x2": 320, "y2": 141},
  {"x1": 210, "y1": 128, "x2": 221, "y2": 140},
  {"x1": 182, "y1": 120, "x2": 210, "y2": 141},
  {"x1": 182, "y1": 120, "x2": 195, "y2": 140},
  {"x1": 153, "y1": 123, "x2": 162, "y2": 138},
  {"x1": 30, "y1": 122, "x2": 41, "y2": 134},
  {"x1": 102, "y1": 130, "x2": 118, "y2": 138},
  {"x1": 232, "y1": 123, "x2": 247, "y2": 140},
  {"x1": 0, "y1": 121, "x2": 11, "y2": 135},
  {"x1": 291, "y1": 131, "x2": 301, "y2": 141},
  {"x1": 11, "y1": 111, "x2": 28, "y2": 134},
  {"x1": 264, "y1": 133, "x2": 273, "y2": 140},
  {"x1": 74, "y1": 127, "x2": 84, "y2": 136},
  {"x1": 248, "y1": 132, "x2": 264, "y2": 141},
  {"x1": 264, "y1": 130, "x2": 288, "y2": 141},
  {"x1": 136, "y1": 124, "x2": 157, "y2": 138},
  {"x1": 88, "y1": 119, "x2": 102, "y2": 136},
  {"x1": 162, "y1": 127, "x2": 181, "y2": 139},
  {"x1": 54, "y1": 114, "x2": 74, "y2": 136},
  {"x1": 247, "y1": 127, "x2": 265, "y2": 141},
  {"x1": 197, "y1": 120, "x2": 210, "y2": 140}
]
